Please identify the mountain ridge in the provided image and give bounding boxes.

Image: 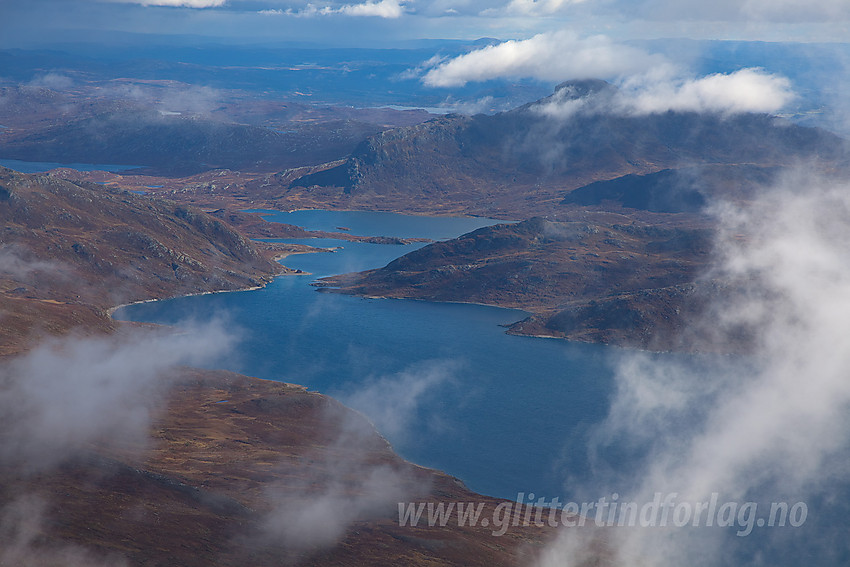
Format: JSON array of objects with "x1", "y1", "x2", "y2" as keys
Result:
[{"x1": 282, "y1": 81, "x2": 847, "y2": 217}]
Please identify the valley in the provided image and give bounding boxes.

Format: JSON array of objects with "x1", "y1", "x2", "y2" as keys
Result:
[
  {"x1": 43, "y1": 81, "x2": 848, "y2": 352},
  {"x1": 2, "y1": 29, "x2": 850, "y2": 567}
]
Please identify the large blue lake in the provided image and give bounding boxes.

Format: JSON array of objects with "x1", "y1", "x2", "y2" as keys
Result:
[
  {"x1": 114, "y1": 209, "x2": 847, "y2": 564},
  {"x1": 115, "y1": 211, "x2": 668, "y2": 501}
]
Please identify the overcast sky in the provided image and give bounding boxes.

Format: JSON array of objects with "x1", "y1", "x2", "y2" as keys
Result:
[{"x1": 2, "y1": 0, "x2": 849, "y2": 48}]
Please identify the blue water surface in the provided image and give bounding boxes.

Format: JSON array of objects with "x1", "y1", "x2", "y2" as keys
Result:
[
  {"x1": 246, "y1": 208, "x2": 513, "y2": 240},
  {"x1": 116, "y1": 211, "x2": 637, "y2": 500},
  {"x1": 113, "y1": 208, "x2": 850, "y2": 566}
]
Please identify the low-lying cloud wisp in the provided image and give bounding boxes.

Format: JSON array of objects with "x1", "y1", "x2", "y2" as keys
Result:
[
  {"x1": 503, "y1": 0, "x2": 589, "y2": 16},
  {"x1": 259, "y1": 401, "x2": 420, "y2": 555},
  {"x1": 535, "y1": 67, "x2": 794, "y2": 119},
  {"x1": 337, "y1": 359, "x2": 459, "y2": 442},
  {"x1": 0, "y1": 320, "x2": 237, "y2": 471},
  {"x1": 536, "y1": 168, "x2": 850, "y2": 565},
  {"x1": 260, "y1": 360, "x2": 456, "y2": 555},
  {"x1": 0, "y1": 495, "x2": 128, "y2": 567},
  {"x1": 0, "y1": 314, "x2": 239, "y2": 563},
  {"x1": 282, "y1": 0, "x2": 407, "y2": 18},
  {"x1": 0, "y1": 245, "x2": 63, "y2": 283}
]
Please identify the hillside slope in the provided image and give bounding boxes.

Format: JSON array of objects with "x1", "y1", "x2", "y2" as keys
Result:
[
  {"x1": 0, "y1": 367, "x2": 558, "y2": 566},
  {"x1": 318, "y1": 215, "x2": 726, "y2": 351},
  {"x1": 0, "y1": 166, "x2": 281, "y2": 353}
]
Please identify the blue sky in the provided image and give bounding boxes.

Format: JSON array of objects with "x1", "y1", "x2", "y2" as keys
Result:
[{"x1": 2, "y1": 0, "x2": 849, "y2": 48}]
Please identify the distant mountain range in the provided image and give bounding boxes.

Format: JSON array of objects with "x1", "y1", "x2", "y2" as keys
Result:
[
  {"x1": 0, "y1": 108, "x2": 385, "y2": 175},
  {"x1": 285, "y1": 80, "x2": 847, "y2": 217}
]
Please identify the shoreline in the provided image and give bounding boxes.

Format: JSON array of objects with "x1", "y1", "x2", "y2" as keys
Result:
[
  {"x1": 250, "y1": 205, "x2": 519, "y2": 222},
  {"x1": 107, "y1": 280, "x2": 272, "y2": 318},
  {"x1": 318, "y1": 288, "x2": 685, "y2": 353},
  {"x1": 103, "y1": 217, "x2": 651, "y2": 508},
  {"x1": 107, "y1": 247, "x2": 320, "y2": 319},
  {"x1": 315, "y1": 286, "x2": 532, "y2": 319},
  {"x1": 102, "y1": 238, "x2": 492, "y2": 498}
]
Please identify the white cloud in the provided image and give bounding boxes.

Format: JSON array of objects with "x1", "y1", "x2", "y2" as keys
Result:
[
  {"x1": 534, "y1": 67, "x2": 795, "y2": 118},
  {"x1": 0, "y1": 245, "x2": 60, "y2": 282},
  {"x1": 286, "y1": 0, "x2": 407, "y2": 18},
  {"x1": 421, "y1": 31, "x2": 794, "y2": 116},
  {"x1": 0, "y1": 320, "x2": 236, "y2": 471},
  {"x1": 263, "y1": 460, "x2": 414, "y2": 551},
  {"x1": 742, "y1": 0, "x2": 850, "y2": 20},
  {"x1": 504, "y1": 0, "x2": 588, "y2": 15},
  {"x1": 338, "y1": 360, "x2": 458, "y2": 442},
  {"x1": 104, "y1": 82, "x2": 225, "y2": 116},
  {"x1": 256, "y1": 359, "x2": 456, "y2": 553},
  {"x1": 338, "y1": 0, "x2": 406, "y2": 17},
  {"x1": 27, "y1": 72, "x2": 73, "y2": 90},
  {"x1": 422, "y1": 31, "x2": 662, "y2": 87},
  {"x1": 260, "y1": 398, "x2": 422, "y2": 553},
  {"x1": 625, "y1": 0, "x2": 850, "y2": 22},
  {"x1": 439, "y1": 95, "x2": 506, "y2": 115},
  {"x1": 617, "y1": 67, "x2": 794, "y2": 115}
]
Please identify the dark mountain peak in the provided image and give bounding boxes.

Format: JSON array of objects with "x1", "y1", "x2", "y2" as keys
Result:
[
  {"x1": 514, "y1": 78, "x2": 617, "y2": 116},
  {"x1": 561, "y1": 164, "x2": 785, "y2": 213},
  {"x1": 551, "y1": 79, "x2": 615, "y2": 100}
]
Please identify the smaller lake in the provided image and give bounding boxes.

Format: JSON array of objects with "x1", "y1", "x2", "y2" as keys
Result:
[
  {"x1": 246, "y1": 209, "x2": 512, "y2": 240},
  {"x1": 0, "y1": 158, "x2": 143, "y2": 174}
]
